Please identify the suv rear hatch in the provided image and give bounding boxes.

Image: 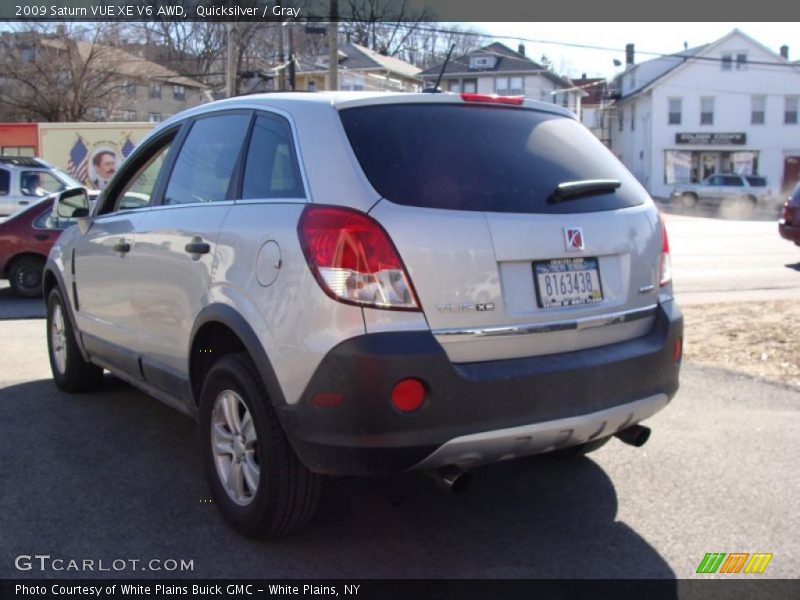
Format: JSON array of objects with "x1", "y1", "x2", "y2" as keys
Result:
[{"x1": 338, "y1": 98, "x2": 664, "y2": 363}]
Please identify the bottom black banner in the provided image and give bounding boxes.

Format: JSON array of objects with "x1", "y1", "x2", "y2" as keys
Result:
[{"x1": 2, "y1": 579, "x2": 799, "y2": 600}]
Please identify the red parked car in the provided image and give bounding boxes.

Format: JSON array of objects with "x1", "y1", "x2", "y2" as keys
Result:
[
  {"x1": 779, "y1": 183, "x2": 800, "y2": 246},
  {"x1": 0, "y1": 196, "x2": 75, "y2": 297}
]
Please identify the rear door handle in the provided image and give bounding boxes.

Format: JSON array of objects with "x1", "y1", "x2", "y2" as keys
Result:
[
  {"x1": 113, "y1": 241, "x2": 131, "y2": 253},
  {"x1": 185, "y1": 241, "x2": 210, "y2": 254}
]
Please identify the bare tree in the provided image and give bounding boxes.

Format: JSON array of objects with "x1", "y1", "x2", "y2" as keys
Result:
[{"x1": 0, "y1": 24, "x2": 129, "y2": 122}]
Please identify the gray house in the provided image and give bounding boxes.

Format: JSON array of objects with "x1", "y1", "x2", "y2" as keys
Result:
[{"x1": 419, "y1": 42, "x2": 584, "y2": 114}]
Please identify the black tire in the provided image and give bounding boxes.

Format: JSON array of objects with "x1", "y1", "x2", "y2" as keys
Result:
[
  {"x1": 547, "y1": 436, "x2": 612, "y2": 460},
  {"x1": 9, "y1": 256, "x2": 45, "y2": 298},
  {"x1": 680, "y1": 193, "x2": 698, "y2": 208},
  {"x1": 199, "y1": 353, "x2": 320, "y2": 538},
  {"x1": 46, "y1": 288, "x2": 104, "y2": 393}
]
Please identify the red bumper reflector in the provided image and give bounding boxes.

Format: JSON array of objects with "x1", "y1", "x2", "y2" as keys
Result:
[
  {"x1": 673, "y1": 337, "x2": 683, "y2": 363},
  {"x1": 391, "y1": 379, "x2": 426, "y2": 412},
  {"x1": 311, "y1": 392, "x2": 344, "y2": 407}
]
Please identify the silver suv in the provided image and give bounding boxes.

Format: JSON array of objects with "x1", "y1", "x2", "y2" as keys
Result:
[
  {"x1": 0, "y1": 156, "x2": 83, "y2": 217},
  {"x1": 44, "y1": 92, "x2": 683, "y2": 538},
  {"x1": 671, "y1": 173, "x2": 771, "y2": 207}
]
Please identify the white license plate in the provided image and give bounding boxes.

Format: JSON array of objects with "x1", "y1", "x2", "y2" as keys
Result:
[{"x1": 534, "y1": 257, "x2": 603, "y2": 308}]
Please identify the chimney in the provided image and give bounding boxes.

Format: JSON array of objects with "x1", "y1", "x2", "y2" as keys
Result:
[
  {"x1": 780, "y1": 45, "x2": 789, "y2": 60},
  {"x1": 518, "y1": 43, "x2": 525, "y2": 56},
  {"x1": 625, "y1": 43, "x2": 635, "y2": 67}
]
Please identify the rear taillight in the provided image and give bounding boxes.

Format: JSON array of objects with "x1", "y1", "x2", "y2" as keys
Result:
[
  {"x1": 659, "y1": 215, "x2": 672, "y2": 287},
  {"x1": 298, "y1": 205, "x2": 420, "y2": 311},
  {"x1": 782, "y1": 202, "x2": 791, "y2": 222}
]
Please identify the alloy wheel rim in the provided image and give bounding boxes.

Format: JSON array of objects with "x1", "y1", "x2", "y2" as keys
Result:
[
  {"x1": 211, "y1": 390, "x2": 260, "y2": 506},
  {"x1": 50, "y1": 304, "x2": 67, "y2": 374}
]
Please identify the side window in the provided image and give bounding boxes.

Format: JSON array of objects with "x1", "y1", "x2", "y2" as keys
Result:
[
  {"x1": 21, "y1": 171, "x2": 66, "y2": 196},
  {"x1": 241, "y1": 114, "x2": 304, "y2": 200},
  {"x1": 109, "y1": 140, "x2": 173, "y2": 212},
  {"x1": 707, "y1": 175, "x2": 722, "y2": 185},
  {"x1": 163, "y1": 113, "x2": 251, "y2": 205},
  {"x1": 0, "y1": 168, "x2": 9, "y2": 195},
  {"x1": 723, "y1": 176, "x2": 743, "y2": 187}
]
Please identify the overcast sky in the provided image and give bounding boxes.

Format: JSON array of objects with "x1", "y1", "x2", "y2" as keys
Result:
[{"x1": 466, "y1": 22, "x2": 798, "y2": 79}]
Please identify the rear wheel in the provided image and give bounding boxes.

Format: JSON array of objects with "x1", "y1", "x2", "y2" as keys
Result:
[
  {"x1": 199, "y1": 353, "x2": 320, "y2": 538},
  {"x1": 9, "y1": 256, "x2": 45, "y2": 298},
  {"x1": 46, "y1": 288, "x2": 104, "y2": 392},
  {"x1": 548, "y1": 436, "x2": 611, "y2": 460},
  {"x1": 680, "y1": 193, "x2": 698, "y2": 208}
]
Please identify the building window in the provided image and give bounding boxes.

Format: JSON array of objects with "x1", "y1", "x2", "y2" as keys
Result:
[
  {"x1": 700, "y1": 97, "x2": 714, "y2": 125},
  {"x1": 736, "y1": 53, "x2": 748, "y2": 70},
  {"x1": 630, "y1": 103, "x2": 636, "y2": 130},
  {"x1": 173, "y1": 85, "x2": 185, "y2": 101},
  {"x1": 91, "y1": 107, "x2": 108, "y2": 120},
  {"x1": 307, "y1": 80, "x2": 316, "y2": 92},
  {"x1": 148, "y1": 112, "x2": 162, "y2": 123},
  {"x1": 668, "y1": 97, "x2": 682, "y2": 125},
  {"x1": 123, "y1": 80, "x2": 136, "y2": 96},
  {"x1": 469, "y1": 55, "x2": 493, "y2": 69},
  {"x1": 1, "y1": 146, "x2": 35, "y2": 157},
  {"x1": 462, "y1": 79, "x2": 477, "y2": 93},
  {"x1": 149, "y1": 82, "x2": 161, "y2": 99},
  {"x1": 618, "y1": 107, "x2": 624, "y2": 131},
  {"x1": 495, "y1": 76, "x2": 523, "y2": 96},
  {"x1": 751, "y1": 96, "x2": 765, "y2": 125},
  {"x1": 785, "y1": 96, "x2": 798, "y2": 125},
  {"x1": 120, "y1": 110, "x2": 137, "y2": 121},
  {"x1": 447, "y1": 80, "x2": 461, "y2": 93},
  {"x1": 20, "y1": 47, "x2": 35, "y2": 62},
  {"x1": 721, "y1": 53, "x2": 732, "y2": 70}
]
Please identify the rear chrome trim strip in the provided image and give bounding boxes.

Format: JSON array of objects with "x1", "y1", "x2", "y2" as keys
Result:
[
  {"x1": 432, "y1": 304, "x2": 657, "y2": 340},
  {"x1": 410, "y1": 393, "x2": 669, "y2": 471}
]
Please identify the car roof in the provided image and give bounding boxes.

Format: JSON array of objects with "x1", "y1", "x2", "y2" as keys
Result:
[
  {"x1": 155, "y1": 91, "x2": 576, "y2": 133},
  {"x1": 0, "y1": 156, "x2": 52, "y2": 170}
]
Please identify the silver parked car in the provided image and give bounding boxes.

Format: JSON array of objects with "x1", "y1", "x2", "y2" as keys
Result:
[
  {"x1": 44, "y1": 92, "x2": 683, "y2": 538},
  {"x1": 0, "y1": 156, "x2": 84, "y2": 217},
  {"x1": 671, "y1": 173, "x2": 771, "y2": 207}
]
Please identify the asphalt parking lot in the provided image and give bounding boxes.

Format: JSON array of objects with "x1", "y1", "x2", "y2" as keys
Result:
[{"x1": 1, "y1": 211, "x2": 798, "y2": 579}]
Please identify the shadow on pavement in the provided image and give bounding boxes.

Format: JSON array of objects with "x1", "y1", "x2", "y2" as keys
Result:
[
  {"x1": 0, "y1": 282, "x2": 45, "y2": 320},
  {"x1": 0, "y1": 375, "x2": 676, "y2": 583}
]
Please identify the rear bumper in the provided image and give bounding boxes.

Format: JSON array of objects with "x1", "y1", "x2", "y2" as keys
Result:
[
  {"x1": 779, "y1": 220, "x2": 800, "y2": 243},
  {"x1": 279, "y1": 300, "x2": 683, "y2": 476}
]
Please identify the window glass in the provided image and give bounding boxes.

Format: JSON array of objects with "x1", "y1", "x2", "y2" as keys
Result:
[
  {"x1": 721, "y1": 54, "x2": 732, "y2": 70},
  {"x1": 668, "y1": 98, "x2": 681, "y2": 125},
  {"x1": 0, "y1": 168, "x2": 9, "y2": 195},
  {"x1": 163, "y1": 114, "x2": 250, "y2": 205},
  {"x1": 340, "y1": 104, "x2": 646, "y2": 214},
  {"x1": 751, "y1": 96, "x2": 765, "y2": 125},
  {"x1": 700, "y1": 97, "x2": 714, "y2": 125},
  {"x1": 722, "y1": 176, "x2": 743, "y2": 186},
  {"x1": 708, "y1": 176, "x2": 723, "y2": 185},
  {"x1": 463, "y1": 79, "x2": 477, "y2": 93},
  {"x1": 746, "y1": 176, "x2": 767, "y2": 187},
  {"x1": 242, "y1": 114, "x2": 304, "y2": 200},
  {"x1": 111, "y1": 141, "x2": 173, "y2": 212},
  {"x1": 20, "y1": 171, "x2": 65, "y2": 196},
  {"x1": 785, "y1": 97, "x2": 798, "y2": 125}
]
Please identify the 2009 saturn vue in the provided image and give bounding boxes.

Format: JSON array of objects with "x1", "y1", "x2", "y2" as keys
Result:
[{"x1": 44, "y1": 91, "x2": 683, "y2": 537}]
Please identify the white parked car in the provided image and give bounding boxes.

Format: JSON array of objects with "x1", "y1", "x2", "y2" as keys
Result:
[
  {"x1": 44, "y1": 92, "x2": 683, "y2": 537},
  {"x1": 0, "y1": 156, "x2": 84, "y2": 218}
]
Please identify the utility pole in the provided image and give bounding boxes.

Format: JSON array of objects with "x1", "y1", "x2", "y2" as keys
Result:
[
  {"x1": 226, "y1": 22, "x2": 239, "y2": 98},
  {"x1": 327, "y1": 0, "x2": 338, "y2": 91},
  {"x1": 288, "y1": 24, "x2": 295, "y2": 91},
  {"x1": 277, "y1": 20, "x2": 286, "y2": 91}
]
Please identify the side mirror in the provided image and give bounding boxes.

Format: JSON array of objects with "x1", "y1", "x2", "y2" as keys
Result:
[{"x1": 56, "y1": 187, "x2": 90, "y2": 219}]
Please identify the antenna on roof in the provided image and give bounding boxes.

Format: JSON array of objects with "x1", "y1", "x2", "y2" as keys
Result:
[{"x1": 425, "y1": 44, "x2": 455, "y2": 93}]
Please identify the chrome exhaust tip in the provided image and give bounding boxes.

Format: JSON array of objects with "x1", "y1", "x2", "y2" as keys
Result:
[
  {"x1": 427, "y1": 465, "x2": 473, "y2": 494},
  {"x1": 615, "y1": 424, "x2": 651, "y2": 447}
]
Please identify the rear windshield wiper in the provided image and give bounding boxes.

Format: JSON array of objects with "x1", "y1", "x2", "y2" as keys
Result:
[{"x1": 547, "y1": 179, "x2": 621, "y2": 204}]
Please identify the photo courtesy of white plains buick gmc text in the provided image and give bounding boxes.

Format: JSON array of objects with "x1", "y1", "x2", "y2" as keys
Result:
[{"x1": 44, "y1": 91, "x2": 683, "y2": 538}]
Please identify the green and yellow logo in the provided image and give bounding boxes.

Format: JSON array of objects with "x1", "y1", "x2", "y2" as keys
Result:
[{"x1": 696, "y1": 552, "x2": 773, "y2": 574}]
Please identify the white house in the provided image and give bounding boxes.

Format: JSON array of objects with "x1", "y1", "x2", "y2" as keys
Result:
[
  {"x1": 419, "y1": 42, "x2": 585, "y2": 115},
  {"x1": 610, "y1": 30, "x2": 800, "y2": 198}
]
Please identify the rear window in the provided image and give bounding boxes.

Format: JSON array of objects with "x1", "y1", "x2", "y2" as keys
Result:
[
  {"x1": 746, "y1": 176, "x2": 767, "y2": 187},
  {"x1": 339, "y1": 104, "x2": 646, "y2": 214}
]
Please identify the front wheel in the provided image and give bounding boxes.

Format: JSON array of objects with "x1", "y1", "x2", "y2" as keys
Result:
[
  {"x1": 47, "y1": 288, "x2": 104, "y2": 392},
  {"x1": 199, "y1": 353, "x2": 320, "y2": 538},
  {"x1": 680, "y1": 193, "x2": 698, "y2": 208}
]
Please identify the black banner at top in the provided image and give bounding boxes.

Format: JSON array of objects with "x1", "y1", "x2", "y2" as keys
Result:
[{"x1": 0, "y1": 0, "x2": 793, "y2": 22}]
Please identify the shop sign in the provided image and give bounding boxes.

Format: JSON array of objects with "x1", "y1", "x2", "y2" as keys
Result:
[{"x1": 675, "y1": 132, "x2": 746, "y2": 145}]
